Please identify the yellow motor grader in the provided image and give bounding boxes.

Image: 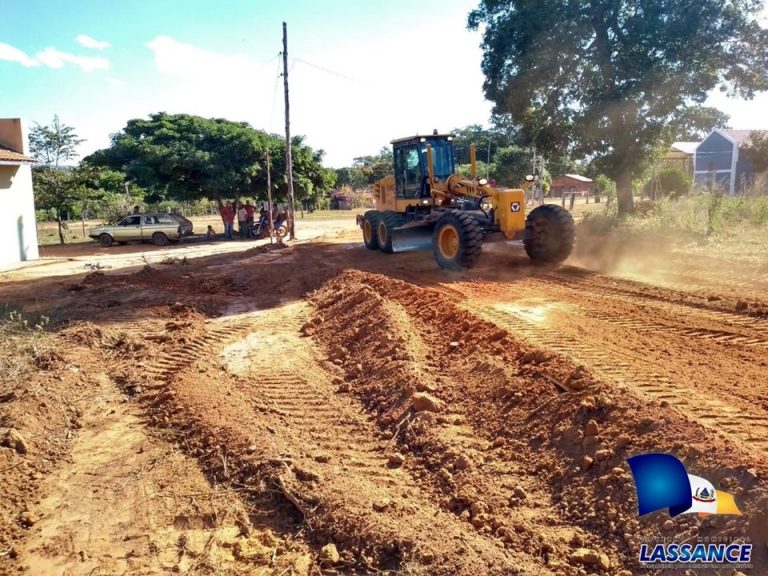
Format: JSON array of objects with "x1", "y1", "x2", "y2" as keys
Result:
[{"x1": 359, "y1": 133, "x2": 575, "y2": 270}]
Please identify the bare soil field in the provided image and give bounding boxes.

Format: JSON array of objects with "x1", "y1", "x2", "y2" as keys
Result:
[{"x1": 1, "y1": 217, "x2": 767, "y2": 575}]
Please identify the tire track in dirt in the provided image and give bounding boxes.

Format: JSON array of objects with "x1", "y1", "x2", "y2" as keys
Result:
[
  {"x1": 534, "y1": 271, "x2": 768, "y2": 326},
  {"x1": 220, "y1": 301, "x2": 530, "y2": 575},
  {"x1": 463, "y1": 300, "x2": 768, "y2": 458}
]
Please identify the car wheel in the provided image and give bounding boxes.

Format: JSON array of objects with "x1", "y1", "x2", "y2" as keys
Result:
[
  {"x1": 99, "y1": 234, "x2": 114, "y2": 247},
  {"x1": 152, "y1": 232, "x2": 169, "y2": 246}
]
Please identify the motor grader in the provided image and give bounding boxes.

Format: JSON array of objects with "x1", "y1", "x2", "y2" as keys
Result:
[{"x1": 359, "y1": 133, "x2": 575, "y2": 270}]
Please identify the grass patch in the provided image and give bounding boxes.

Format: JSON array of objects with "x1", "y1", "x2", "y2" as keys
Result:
[
  {"x1": 576, "y1": 194, "x2": 768, "y2": 237},
  {"x1": 0, "y1": 307, "x2": 54, "y2": 389}
]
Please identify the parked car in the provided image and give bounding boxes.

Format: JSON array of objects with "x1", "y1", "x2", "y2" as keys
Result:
[
  {"x1": 168, "y1": 213, "x2": 194, "y2": 236},
  {"x1": 89, "y1": 213, "x2": 191, "y2": 247}
]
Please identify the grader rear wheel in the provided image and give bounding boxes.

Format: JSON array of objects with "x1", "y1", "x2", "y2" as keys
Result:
[
  {"x1": 362, "y1": 210, "x2": 381, "y2": 250},
  {"x1": 432, "y1": 212, "x2": 483, "y2": 271},
  {"x1": 523, "y1": 204, "x2": 575, "y2": 264}
]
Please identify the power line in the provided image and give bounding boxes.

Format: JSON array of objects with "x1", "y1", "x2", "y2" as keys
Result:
[{"x1": 293, "y1": 57, "x2": 370, "y2": 87}]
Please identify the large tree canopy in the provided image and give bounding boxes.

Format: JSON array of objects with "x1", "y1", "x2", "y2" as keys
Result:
[
  {"x1": 469, "y1": 0, "x2": 768, "y2": 213},
  {"x1": 87, "y1": 112, "x2": 333, "y2": 205}
]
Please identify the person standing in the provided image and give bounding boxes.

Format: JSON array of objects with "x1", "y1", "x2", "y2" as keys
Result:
[
  {"x1": 244, "y1": 201, "x2": 255, "y2": 226},
  {"x1": 237, "y1": 204, "x2": 248, "y2": 239},
  {"x1": 218, "y1": 200, "x2": 235, "y2": 240}
]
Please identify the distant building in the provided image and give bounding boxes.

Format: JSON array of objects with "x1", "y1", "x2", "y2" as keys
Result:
[
  {"x1": 663, "y1": 142, "x2": 699, "y2": 175},
  {"x1": 694, "y1": 129, "x2": 768, "y2": 195},
  {"x1": 0, "y1": 119, "x2": 39, "y2": 268},
  {"x1": 550, "y1": 174, "x2": 593, "y2": 197}
]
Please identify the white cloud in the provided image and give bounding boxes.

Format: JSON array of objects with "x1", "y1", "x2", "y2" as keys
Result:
[
  {"x1": 0, "y1": 42, "x2": 39, "y2": 67},
  {"x1": 76, "y1": 34, "x2": 110, "y2": 50},
  {"x1": 0, "y1": 40, "x2": 109, "y2": 72},
  {"x1": 146, "y1": 35, "x2": 253, "y2": 80},
  {"x1": 36, "y1": 48, "x2": 109, "y2": 72},
  {"x1": 141, "y1": 25, "x2": 491, "y2": 167}
]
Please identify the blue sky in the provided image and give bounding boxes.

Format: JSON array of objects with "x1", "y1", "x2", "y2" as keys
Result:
[{"x1": 2, "y1": 0, "x2": 767, "y2": 167}]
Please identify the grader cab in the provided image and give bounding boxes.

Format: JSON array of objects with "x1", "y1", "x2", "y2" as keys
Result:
[{"x1": 360, "y1": 133, "x2": 575, "y2": 270}]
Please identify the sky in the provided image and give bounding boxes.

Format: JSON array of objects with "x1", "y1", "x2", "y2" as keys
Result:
[{"x1": 1, "y1": 0, "x2": 768, "y2": 167}]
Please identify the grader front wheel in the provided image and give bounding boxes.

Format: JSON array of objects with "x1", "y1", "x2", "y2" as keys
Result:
[
  {"x1": 523, "y1": 204, "x2": 575, "y2": 263},
  {"x1": 376, "y1": 211, "x2": 404, "y2": 253},
  {"x1": 432, "y1": 212, "x2": 483, "y2": 271}
]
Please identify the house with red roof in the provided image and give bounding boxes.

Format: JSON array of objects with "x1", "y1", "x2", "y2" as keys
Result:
[
  {"x1": 694, "y1": 129, "x2": 768, "y2": 195},
  {"x1": 0, "y1": 119, "x2": 39, "y2": 267},
  {"x1": 550, "y1": 174, "x2": 593, "y2": 198}
]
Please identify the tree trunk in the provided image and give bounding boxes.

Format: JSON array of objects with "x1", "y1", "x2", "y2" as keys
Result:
[
  {"x1": 616, "y1": 170, "x2": 634, "y2": 215},
  {"x1": 57, "y1": 215, "x2": 65, "y2": 245}
]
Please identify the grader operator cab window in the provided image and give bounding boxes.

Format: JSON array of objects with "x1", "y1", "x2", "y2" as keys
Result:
[
  {"x1": 394, "y1": 137, "x2": 456, "y2": 199},
  {"x1": 421, "y1": 139, "x2": 454, "y2": 180},
  {"x1": 395, "y1": 145, "x2": 423, "y2": 199}
]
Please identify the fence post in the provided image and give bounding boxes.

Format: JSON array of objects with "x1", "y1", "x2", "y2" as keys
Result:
[{"x1": 569, "y1": 193, "x2": 575, "y2": 210}]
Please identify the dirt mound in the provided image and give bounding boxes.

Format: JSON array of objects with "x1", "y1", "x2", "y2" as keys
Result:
[{"x1": 307, "y1": 269, "x2": 768, "y2": 573}]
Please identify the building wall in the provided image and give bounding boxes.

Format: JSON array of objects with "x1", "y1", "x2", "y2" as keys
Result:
[
  {"x1": 694, "y1": 131, "x2": 735, "y2": 194},
  {"x1": 0, "y1": 119, "x2": 26, "y2": 155},
  {"x1": 0, "y1": 163, "x2": 40, "y2": 267},
  {"x1": 0, "y1": 119, "x2": 39, "y2": 268}
]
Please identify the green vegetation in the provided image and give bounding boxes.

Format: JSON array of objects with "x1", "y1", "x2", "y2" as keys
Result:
[
  {"x1": 29, "y1": 116, "x2": 86, "y2": 244},
  {"x1": 87, "y1": 112, "x2": 335, "y2": 207},
  {"x1": 0, "y1": 308, "x2": 51, "y2": 387},
  {"x1": 468, "y1": 0, "x2": 768, "y2": 215},
  {"x1": 580, "y1": 194, "x2": 768, "y2": 240}
]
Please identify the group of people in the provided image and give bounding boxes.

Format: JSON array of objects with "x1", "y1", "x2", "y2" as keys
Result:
[{"x1": 215, "y1": 199, "x2": 284, "y2": 240}]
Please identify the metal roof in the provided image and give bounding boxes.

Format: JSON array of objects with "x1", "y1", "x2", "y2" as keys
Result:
[
  {"x1": 559, "y1": 174, "x2": 593, "y2": 183},
  {"x1": 719, "y1": 129, "x2": 768, "y2": 148},
  {"x1": 390, "y1": 134, "x2": 455, "y2": 145},
  {"x1": 670, "y1": 142, "x2": 699, "y2": 155}
]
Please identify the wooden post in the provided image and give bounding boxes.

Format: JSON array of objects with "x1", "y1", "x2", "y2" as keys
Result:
[
  {"x1": 282, "y1": 22, "x2": 296, "y2": 240},
  {"x1": 266, "y1": 148, "x2": 274, "y2": 244}
]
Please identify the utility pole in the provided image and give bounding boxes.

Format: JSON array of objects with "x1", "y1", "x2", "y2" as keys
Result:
[
  {"x1": 282, "y1": 22, "x2": 296, "y2": 240},
  {"x1": 266, "y1": 147, "x2": 274, "y2": 244}
]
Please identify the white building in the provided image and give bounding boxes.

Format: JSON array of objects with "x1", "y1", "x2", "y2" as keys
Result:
[{"x1": 0, "y1": 119, "x2": 39, "y2": 267}]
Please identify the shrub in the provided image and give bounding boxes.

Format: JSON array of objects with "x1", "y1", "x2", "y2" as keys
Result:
[{"x1": 658, "y1": 166, "x2": 692, "y2": 198}]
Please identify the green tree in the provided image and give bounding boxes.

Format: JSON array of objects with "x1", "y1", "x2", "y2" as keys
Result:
[
  {"x1": 469, "y1": 0, "x2": 768, "y2": 215},
  {"x1": 87, "y1": 113, "x2": 265, "y2": 203},
  {"x1": 744, "y1": 131, "x2": 768, "y2": 175},
  {"x1": 88, "y1": 114, "x2": 334, "y2": 213},
  {"x1": 29, "y1": 116, "x2": 85, "y2": 244}
]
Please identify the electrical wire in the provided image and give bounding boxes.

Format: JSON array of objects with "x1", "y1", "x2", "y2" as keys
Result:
[{"x1": 293, "y1": 57, "x2": 370, "y2": 88}]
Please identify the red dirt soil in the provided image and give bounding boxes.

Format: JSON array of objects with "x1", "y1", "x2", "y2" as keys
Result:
[{"x1": 1, "y1": 224, "x2": 766, "y2": 575}]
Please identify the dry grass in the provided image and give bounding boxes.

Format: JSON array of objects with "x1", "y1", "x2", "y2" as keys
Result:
[{"x1": 0, "y1": 308, "x2": 54, "y2": 393}]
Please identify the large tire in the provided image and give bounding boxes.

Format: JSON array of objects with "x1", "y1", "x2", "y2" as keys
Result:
[
  {"x1": 523, "y1": 204, "x2": 575, "y2": 263},
  {"x1": 376, "y1": 211, "x2": 405, "y2": 253},
  {"x1": 432, "y1": 211, "x2": 483, "y2": 271},
  {"x1": 362, "y1": 210, "x2": 381, "y2": 250},
  {"x1": 152, "y1": 232, "x2": 169, "y2": 246},
  {"x1": 99, "y1": 233, "x2": 114, "y2": 247}
]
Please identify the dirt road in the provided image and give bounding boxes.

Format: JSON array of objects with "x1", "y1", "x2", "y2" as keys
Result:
[{"x1": 1, "y1": 221, "x2": 766, "y2": 575}]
